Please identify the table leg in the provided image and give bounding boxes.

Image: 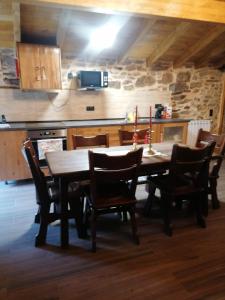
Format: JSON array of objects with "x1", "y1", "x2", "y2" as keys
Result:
[{"x1": 60, "y1": 177, "x2": 69, "y2": 248}]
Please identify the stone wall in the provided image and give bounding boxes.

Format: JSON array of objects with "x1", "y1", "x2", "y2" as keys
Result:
[
  {"x1": 170, "y1": 68, "x2": 223, "y2": 132},
  {"x1": 61, "y1": 57, "x2": 223, "y2": 131},
  {"x1": 0, "y1": 52, "x2": 224, "y2": 132}
]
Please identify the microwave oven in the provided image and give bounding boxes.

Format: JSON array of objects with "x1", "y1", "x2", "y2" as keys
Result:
[{"x1": 77, "y1": 71, "x2": 108, "y2": 90}]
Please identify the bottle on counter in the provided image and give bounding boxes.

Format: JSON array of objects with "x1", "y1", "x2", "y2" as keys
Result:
[{"x1": 162, "y1": 105, "x2": 172, "y2": 119}]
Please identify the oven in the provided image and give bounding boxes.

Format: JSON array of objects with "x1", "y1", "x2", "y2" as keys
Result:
[{"x1": 28, "y1": 129, "x2": 67, "y2": 167}]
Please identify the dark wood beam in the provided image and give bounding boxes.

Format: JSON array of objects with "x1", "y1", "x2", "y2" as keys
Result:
[{"x1": 20, "y1": 0, "x2": 225, "y2": 24}]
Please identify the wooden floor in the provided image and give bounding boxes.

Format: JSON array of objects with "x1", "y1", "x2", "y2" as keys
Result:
[{"x1": 0, "y1": 163, "x2": 225, "y2": 300}]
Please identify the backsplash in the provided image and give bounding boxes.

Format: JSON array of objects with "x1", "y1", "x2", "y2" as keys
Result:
[{"x1": 0, "y1": 50, "x2": 223, "y2": 132}]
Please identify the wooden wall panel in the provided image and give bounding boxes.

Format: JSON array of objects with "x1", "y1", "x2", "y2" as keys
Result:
[
  {"x1": 0, "y1": 130, "x2": 31, "y2": 180},
  {"x1": 0, "y1": 88, "x2": 170, "y2": 122}
]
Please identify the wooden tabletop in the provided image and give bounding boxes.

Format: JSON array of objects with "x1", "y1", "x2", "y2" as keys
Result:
[{"x1": 46, "y1": 143, "x2": 173, "y2": 180}]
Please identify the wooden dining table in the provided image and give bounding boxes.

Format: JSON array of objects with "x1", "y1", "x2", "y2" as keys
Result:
[{"x1": 45, "y1": 142, "x2": 173, "y2": 247}]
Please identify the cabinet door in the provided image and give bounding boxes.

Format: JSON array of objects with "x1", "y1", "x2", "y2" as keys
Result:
[
  {"x1": 40, "y1": 46, "x2": 62, "y2": 90},
  {"x1": 121, "y1": 124, "x2": 159, "y2": 143},
  {"x1": 67, "y1": 126, "x2": 121, "y2": 150},
  {"x1": 159, "y1": 122, "x2": 188, "y2": 144},
  {"x1": 17, "y1": 43, "x2": 42, "y2": 90},
  {"x1": 0, "y1": 131, "x2": 31, "y2": 181}
]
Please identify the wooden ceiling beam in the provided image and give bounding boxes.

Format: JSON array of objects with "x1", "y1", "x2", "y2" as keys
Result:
[
  {"x1": 20, "y1": 0, "x2": 225, "y2": 25},
  {"x1": 118, "y1": 19, "x2": 156, "y2": 64},
  {"x1": 147, "y1": 22, "x2": 191, "y2": 66},
  {"x1": 174, "y1": 25, "x2": 225, "y2": 68}
]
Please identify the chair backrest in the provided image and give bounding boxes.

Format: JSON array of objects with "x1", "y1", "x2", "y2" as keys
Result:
[
  {"x1": 72, "y1": 134, "x2": 109, "y2": 149},
  {"x1": 195, "y1": 128, "x2": 225, "y2": 155},
  {"x1": 88, "y1": 147, "x2": 143, "y2": 204},
  {"x1": 169, "y1": 141, "x2": 216, "y2": 189},
  {"x1": 118, "y1": 129, "x2": 149, "y2": 146},
  {"x1": 23, "y1": 139, "x2": 49, "y2": 204},
  {"x1": 195, "y1": 128, "x2": 225, "y2": 178}
]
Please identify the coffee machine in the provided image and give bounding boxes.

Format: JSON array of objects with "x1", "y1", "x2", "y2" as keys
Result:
[
  {"x1": 155, "y1": 104, "x2": 164, "y2": 119},
  {"x1": 0, "y1": 114, "x2": 6, "y2": 123}
]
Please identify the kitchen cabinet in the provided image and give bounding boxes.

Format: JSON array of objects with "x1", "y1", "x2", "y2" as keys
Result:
[
  {"x1": 67, "y1": 122, "x2": 187, "y2": 150},
  {"x1": 0, "y1": 131, "x2": 31, "y2": 181},
  {"x1": 121, "y1": 123, "x2": 159, "y2": 143},
  {"x1": 17, "y1": 43, "x2": 62, "y2": 90},
  {"x1": 159, "y1": 122, "x2": 188, "y2": 144},
  {"x1": 0, "y1": 120, "x2": 188, "y2": 182},
  {"x1": 67, "y1": 126, "x2": 121, "y2": 149}
]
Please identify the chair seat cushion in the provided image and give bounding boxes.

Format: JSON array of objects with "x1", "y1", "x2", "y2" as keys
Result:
[
  {"x1": 94, "y1": 195, "x2": 136, "y2": 209},
  {"x1": 150, "y1": 174, "x2": 204, "y2": 196},
  {"x1": 47, "y1": 180, "x2": 81, "y2": 204},
  {"x1": 90, "y1": 181, "x2": 136, "y2": 209}
]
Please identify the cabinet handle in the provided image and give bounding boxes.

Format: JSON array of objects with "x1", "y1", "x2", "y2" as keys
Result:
[
  {"x1": 41, "y1": 66, "x2": 47, "y2": 80},
  {"x1": 35, "y1": 66, "x2": 41, "y2": 81}
]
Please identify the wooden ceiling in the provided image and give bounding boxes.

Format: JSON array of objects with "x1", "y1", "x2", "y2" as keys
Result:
[{"x1": 2, "y1": 0, "x2": 225, "y2": 68}]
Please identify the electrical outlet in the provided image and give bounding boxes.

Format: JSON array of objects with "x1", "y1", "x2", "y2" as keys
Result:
[{"x1": 86, "y1": 106, "x2": 95, "y2": 111}]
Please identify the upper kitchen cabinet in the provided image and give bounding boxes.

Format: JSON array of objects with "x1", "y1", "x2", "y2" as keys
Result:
[{"x1": 17, "y1": 43, "x2": 62, "y2": 91}]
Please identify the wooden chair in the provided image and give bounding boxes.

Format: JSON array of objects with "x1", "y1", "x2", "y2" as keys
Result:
[
  {"x1": 72, "y1": 134, "x2": 109, "y2": 149},
  {"x1": 195, "y1": 128, "x2": 225, "y2": 209},
  {"x1": 72, "y1": 134, "x2": 110, "y2": 228},
  {"x1": 118, "y1": 129, "x2": 148, "y2": 146},
  {"x1": 23, "y1": 139, "x2": 82, "y2": 246},
  {"x1": 118, "y1": 129, "x2": 150, "y2": 184},
  {"x1": 146, "y1": 142, "x2": 215, "y2": 236},
  {"x1": 86, "y1": 147, "x2": 143, "y2": 252}
]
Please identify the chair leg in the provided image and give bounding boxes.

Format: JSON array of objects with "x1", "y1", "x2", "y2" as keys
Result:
[
  {"x1": 35, "y1": 204, "x2": 50, "y2": 246},
  {"x1": 34, "y1": 207, "x2": 40, "y2": 223},
  {"x1": 122, "y1": 210, "x2": 128, "y2": 223},
  {"x1": 83, "y1": 198, "x2": 90, "y2": 233},
  {"x1": 144, "y1": 183, "x2": 156, "y2": 216},
  {"x1": 74, "y1": 197, "x2": 87, "y2": 239},
  {"x1": 129, "y1": 206, "x2": 139, "y2": 245},
  {"x1": 201, "y1": 190, "x2": 209, "y2": 217},
  {"x1": 90, "y1": 210, "x2": 97, "y2": 252},
  {"x1": 210, "y1": 178, "x2": 220, "y2": 209},
  {"x1": 161, "y1": 193, "x2": 172, "y2": 236},
  {"x1": 195, "y1": 194, "x2": 206, "y2": 228}
]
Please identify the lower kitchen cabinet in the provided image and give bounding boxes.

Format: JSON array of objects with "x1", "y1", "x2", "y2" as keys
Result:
[
  {"x1": 121, "y1": 123, "x2": 159, "y2": 143},
  {"x1": 159, "y1": 122, "x2": 188, "y2": 144},
  {"x1": 67, "y1": 126, "x2": 121, "y2": 149},
  {"x1": 0, "y1": 120, "x2": 189, "y2": 181},
  {"x1": 0, "y1": 130, "x2": 31, "y2": 181}
]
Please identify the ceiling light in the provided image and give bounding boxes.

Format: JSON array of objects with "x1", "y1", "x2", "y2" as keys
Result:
[{"x1": 89, "y1": 22, "x2": 121, "y2": 51}]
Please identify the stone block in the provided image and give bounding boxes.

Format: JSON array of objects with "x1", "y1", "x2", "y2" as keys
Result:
[
  {"x1": 161, "y1": 72, "x2": 173, "y2": 84},
  {"x1": 176, "y1": 71, "x2": 191, "y2": 82},
  {"x1": 169, "y1": 82, "x2": 189, "y2": 94},
  {"x1": 135, "y1": 75, "x2": 155, "y2": 87}
]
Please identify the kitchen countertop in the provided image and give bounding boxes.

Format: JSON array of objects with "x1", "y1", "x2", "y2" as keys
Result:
[{"x1": 0, "y1": 118, "x2": 190, "y2": 131}]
